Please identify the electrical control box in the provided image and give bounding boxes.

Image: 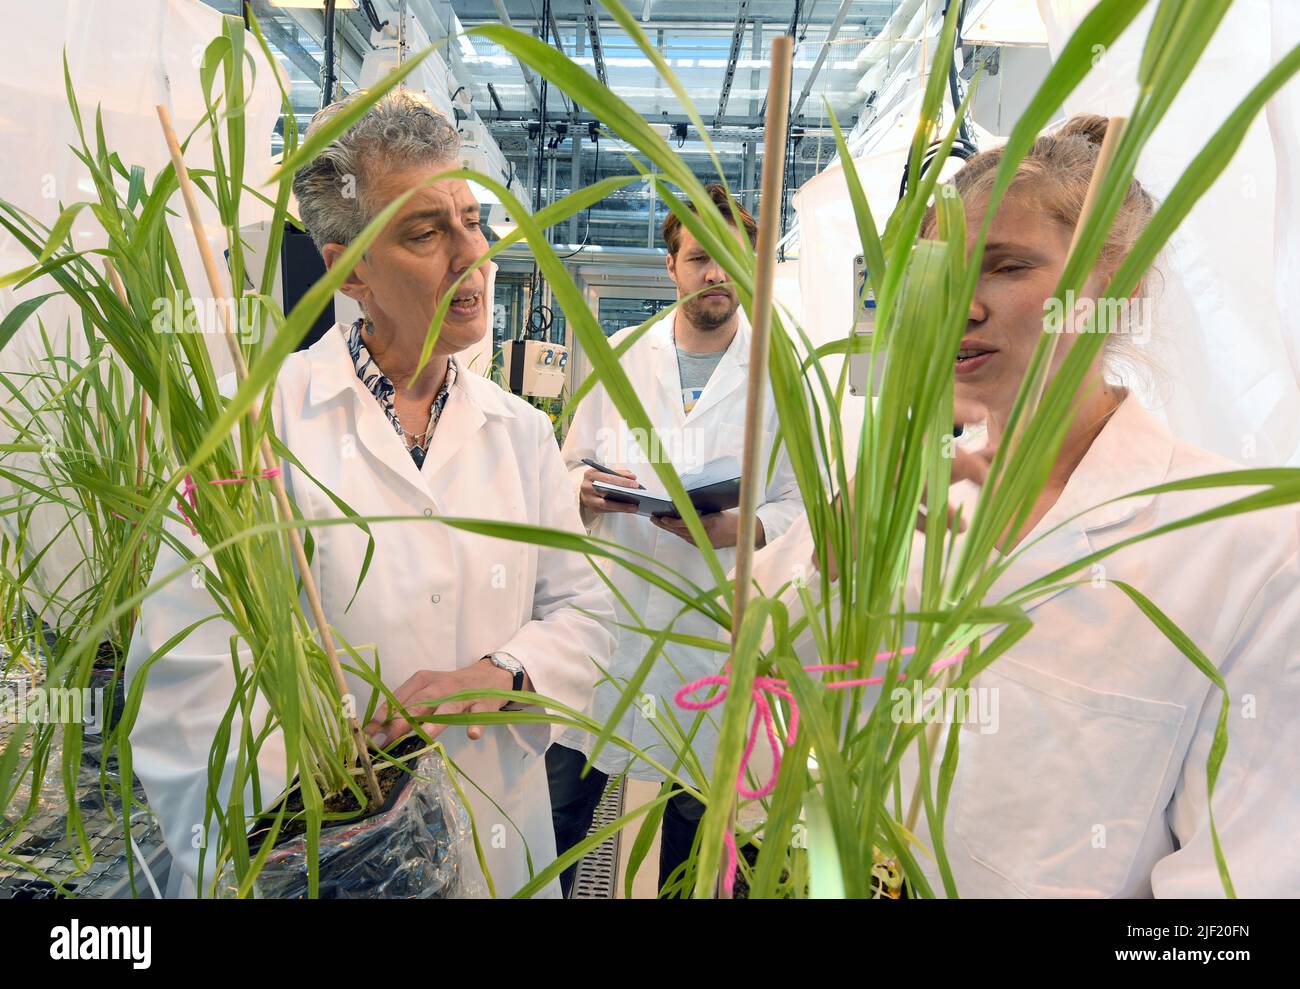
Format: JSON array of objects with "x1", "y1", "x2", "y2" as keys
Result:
[
  {"x1": 504, "y1": 339, "x2": 568, "y2": 399},
  {"x1": 847, "y1": 253, "x2": 884, "y2": 397}
]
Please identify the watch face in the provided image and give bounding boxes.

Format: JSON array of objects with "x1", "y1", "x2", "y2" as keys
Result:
[{"x1": 494, "y1": 653, "x2": 522, "y2": 674}]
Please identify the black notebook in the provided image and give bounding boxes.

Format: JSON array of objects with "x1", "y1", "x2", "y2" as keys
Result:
[{"x1": 592, "y1": 456, "x2": 742, "y2": 518}]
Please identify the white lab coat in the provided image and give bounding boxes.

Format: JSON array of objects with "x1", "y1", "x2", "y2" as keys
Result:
[
  {"x1": 126, "y1": 324, "x2": 614, "y2": 898},
  {"x1": 558, "y1": 311, "x2": 805, "y2": 782},
  {"x1": 749, "y1": 394, "x2": 1300, "y2": 897}
]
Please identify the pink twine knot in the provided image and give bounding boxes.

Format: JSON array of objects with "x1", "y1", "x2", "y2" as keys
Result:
[
  {"x1": 674, "y1": 669, "x2": 798, "y2": 897},
  {"x1": 177, "y1": 467, "x2": 283, "y2": 535},
  {"x1": 671, "y1": 644, "x2": 969, "y2": 897},
  {"x1": 675, "y1": 672, "x2": 797, "y2": 802}
]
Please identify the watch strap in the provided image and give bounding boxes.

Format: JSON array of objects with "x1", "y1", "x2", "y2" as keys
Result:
[{"x1": 490, "y1": 651, "x2": 525, "y2": 693}]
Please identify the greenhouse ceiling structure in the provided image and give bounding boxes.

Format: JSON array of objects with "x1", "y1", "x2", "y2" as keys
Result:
[{"x1": 200, "y1": 0, "x2": 952, "y2": 248}]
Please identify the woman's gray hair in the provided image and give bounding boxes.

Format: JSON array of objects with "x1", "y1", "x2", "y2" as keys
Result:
[{"x1": 292, "y1": 87, "x2": 461, "y2": 254}]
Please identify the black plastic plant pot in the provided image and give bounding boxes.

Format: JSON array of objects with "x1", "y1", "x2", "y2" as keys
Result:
[
  {"x1": 233, "y1": 736, "x2": 476, "y2": 899},
  {"x1": 87, "y1": 640, "x2": 126, "y2": 738}
]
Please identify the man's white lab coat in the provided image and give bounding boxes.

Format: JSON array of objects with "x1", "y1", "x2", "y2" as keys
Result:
[
  {"x1": 558, "y1": 310, "x2": 804, "y2": 782},
  {"x1": 126, "y1": 324, "x2": 614, "y2": 898},
  {"x1": 749, "y1": 394, "x2": 1300, "y2": 897}
]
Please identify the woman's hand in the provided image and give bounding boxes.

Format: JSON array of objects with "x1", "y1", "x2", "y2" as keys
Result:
[
  {"x1": 818, "y1": 399, "x2": 993, "y2": 580},
  {"x1": 651, "y1": 510, "x2": 765, "y2": 548},
  {"x1": 942, "y1": 397, "x2": 998, "y2": 501},
  {"x1": 365, "y1": 659, "x2": 516, "y2": 747}
]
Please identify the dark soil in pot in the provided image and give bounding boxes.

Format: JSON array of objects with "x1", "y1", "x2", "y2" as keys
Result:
[
  {"x1": 247, "y1": 733, "x2": 426, "y2": 855},
  {"x1": 236, "y1": 733, "x2": 469, "y2": 899},
  {"x1": 87, "y1": 639, "x2": 125, "y2": 737},
  {"x1": 732, "y1": 842, "x2": 785, "y2": 899}
]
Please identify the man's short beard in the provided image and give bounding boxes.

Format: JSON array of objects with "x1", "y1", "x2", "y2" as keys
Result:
[{"x1": 682, "y1": 295, "x2": 739, "y2": 331}]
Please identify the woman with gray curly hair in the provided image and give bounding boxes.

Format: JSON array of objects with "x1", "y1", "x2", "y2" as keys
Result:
[{"x1": 128, "y1": 88, "x2": 614, "y2": 898}]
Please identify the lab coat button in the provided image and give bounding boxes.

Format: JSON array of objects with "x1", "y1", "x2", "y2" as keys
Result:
[
  {"x1": 431, "y1": 593, "x2": 441, "y2": 604},
  {"x1": 423, "y1": 508, "x2": 433, "y2": 517}
]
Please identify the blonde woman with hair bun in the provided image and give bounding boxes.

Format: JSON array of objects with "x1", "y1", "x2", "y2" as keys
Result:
[{"x1": 750, "y1": 113, "x2": 1300, "y2": 898}]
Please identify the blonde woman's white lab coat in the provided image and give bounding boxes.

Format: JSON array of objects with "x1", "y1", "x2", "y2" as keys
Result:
[
  {"x1": 558, "y1": 311, "x2": 805, "y2": 782},
  {"x1": 749, "y1": 395, "x2": 1300, "y2": 897},
  {"x1": 126, "y1": 324, "x2": 614, "y2": 898}
]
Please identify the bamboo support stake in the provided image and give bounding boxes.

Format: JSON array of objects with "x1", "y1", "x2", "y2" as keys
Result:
[
  {"x1": 155, "y1": 105, "x2": 383, "y2": 807},
  {"x1": 719, "y1": 34, "x2": 794, "y2": 900}
]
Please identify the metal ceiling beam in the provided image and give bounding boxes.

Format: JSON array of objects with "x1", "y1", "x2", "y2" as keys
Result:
[
  {"x1": 583, "y1": 0, "x2": 607, "y2": 85},
  {"x1": 548, "y1": 7, "x2": 566, "y2": 53},
  {"x1": 490, "y1": 0, "x2": 544, "y2": 109},
  {"x1": 273, "y1": 5, "x2": 366, "y2": 85},
  {"x1": 742, "y1": 19, "x2": 760, "y2": 210},
  {"x1": 792, "y1": 0, "x2": 855, "y2": 119},
  {"x1": 546, "y1": 1, "x2": 573, "y2": 118},
  {"x1": 248, "y1": 3, "x2": 325, "y2": 84},
  {"x1": 713, "y1": 1, "x2": 750, "y2": 129},
  {"x1": 486, "y1": 110, "x2": 774, "y2": 129},
  {"x1": 570, "y1": 22, "x2": 586, "y2": 243},
  {"x1": 457, "y1": 1, "x2": 899, "y2": 32},
  {"x1": 758, "y1": 0, "x2": 803, "y2": 119},
  {"x1": 486, "y1": 118, "x2": 837, "y2": 144},
  {"x1": 466, "y1": 16, "x2": 764, "y2": 31}
]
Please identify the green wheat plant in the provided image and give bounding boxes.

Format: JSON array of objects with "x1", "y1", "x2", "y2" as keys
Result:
[
  {"x1": 0, "y1": 12, "x2": 446, "y2": 894},
  {"x1": 0, "y1": 312, "x2": 166, "y2": 872},
  {"x1": 0, "y1": 9, "x2": 638, "y2": 896}
]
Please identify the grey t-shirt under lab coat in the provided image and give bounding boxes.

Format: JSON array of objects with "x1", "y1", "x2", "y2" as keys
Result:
[{"x1": 675, "y1": 346, "x2": 726, "y2": 414}]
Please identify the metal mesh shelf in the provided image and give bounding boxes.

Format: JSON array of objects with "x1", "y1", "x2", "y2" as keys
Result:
[{"x1": 0, "y1": 736, "x2": 169, "y2": 899}]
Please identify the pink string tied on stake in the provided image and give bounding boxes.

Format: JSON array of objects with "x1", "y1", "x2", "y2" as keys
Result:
[
  {"x1": 676, "y1": 672, "x2": 799, "y2": 801},
  {"x1": 673, "y1": 643, "x2": 969, "y2": 897},
  {"x1": 808, "y1": 644, "x2": 969, "y2": 689},
  {"x1": 675, "y1": 670, "x2": 798, "y2": 898},
  {"x1": 176, "y1": 467, "x2": 283, "y2": 536}
]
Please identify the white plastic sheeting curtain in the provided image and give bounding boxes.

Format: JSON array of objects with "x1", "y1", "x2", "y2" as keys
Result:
[
  {"x1": 792, "y1": 82, "x2": 975, "y2": 469},
  {"x1": 790, "y1": 0, "x2": 1000, "y2": 471},
  {"x1": 792, "y1": 141, "x2": 909, "y2": 470},
  {"x1": 0, "y1": 0, "x2": 281, "y2": 377},
  {"x1": 789, "y1": 0, "x2": 1300, "y2": 472},
  {"x1": 0, "y1": 0, "x2": 281, "y2": 624},
  {"x1": 1037, "y1": 0, "x2": 1300, "y2": 466}
]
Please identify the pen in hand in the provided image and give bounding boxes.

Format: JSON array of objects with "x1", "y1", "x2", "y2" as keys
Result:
[{"x1": 581, "y1": 458, "x2": 645, "y2": 490}]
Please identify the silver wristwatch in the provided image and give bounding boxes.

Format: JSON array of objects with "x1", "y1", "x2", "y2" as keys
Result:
[{"x1": 487, "y1": 651, "x2": 525, "y2": 695}]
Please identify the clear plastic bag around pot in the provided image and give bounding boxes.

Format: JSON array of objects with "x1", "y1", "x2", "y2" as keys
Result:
[{"x1": 216, "y1": 747, "x2": 485, "y2": 899}]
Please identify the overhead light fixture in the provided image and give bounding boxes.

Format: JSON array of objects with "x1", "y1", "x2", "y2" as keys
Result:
[
  {"x1": 469, "y1": 179, "x2": 502, "y2": 206},
  {"x1": 270, "y1": 1, "x2": 358, "y2": 9},
  {"x1": 962, "y1": 0, "x2": 1048, "y2": 46}
]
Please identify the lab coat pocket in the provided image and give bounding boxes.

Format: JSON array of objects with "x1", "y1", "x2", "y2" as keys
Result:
[
  {"x1": 949, "y1": 658, "x2": 1186, "y2": 897},
  {"x1": 714, "y1": 421, "x2": 746, "y2": 463}
]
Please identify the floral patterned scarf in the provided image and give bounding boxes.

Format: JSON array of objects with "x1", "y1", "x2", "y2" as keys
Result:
[{"x1": 346, "y1": 318, "x2": 457, "y2": 470}]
